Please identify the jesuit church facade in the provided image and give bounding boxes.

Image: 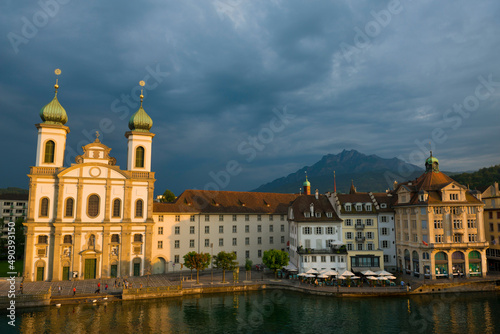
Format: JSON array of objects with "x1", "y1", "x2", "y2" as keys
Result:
[{"x1": 23, "y1": 78, "x2": 156, "y2": 282}]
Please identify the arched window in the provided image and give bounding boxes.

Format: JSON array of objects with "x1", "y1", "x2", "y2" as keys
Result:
[
  {"x1": 112, "y1": 198, "x2": 121, "y2": 217},
  {"x1": 44, "y1": 140, "x2": 55, "y2": 163},
  {"x1": 135, "y1": 146, "x2": 145, "y2": 168},
  {"x1": 40, "y1": 198, "x2": 49, "y2": 217},
  {"x1": 63, "y1": 235, "x2": 72, "y2": 244},
  {"x1": 38, "y1": 235, "x2": 48, "y2": 244},
  {"x1": 65, "y1": 198, "x2": 74, "y2": 217},
  {"x1": 134, "y1": 234, "x2": 143, "y2": 242},
  {"x1": 88, "y1": 195, "x2": 100, "y2": 217},
  {"x1": 135, "y1": 199, "x2": 143, "y2": 217},
  {"x1": 111, "y1": 234, "x2": 120, "y2": 243}
]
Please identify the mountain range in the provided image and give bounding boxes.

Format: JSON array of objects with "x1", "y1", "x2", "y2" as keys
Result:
[{"x1": 252, "y1": 149, "x2": 425, "y2": 194}]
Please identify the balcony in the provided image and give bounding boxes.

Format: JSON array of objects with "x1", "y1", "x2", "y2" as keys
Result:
[
  {"x1": 355, "y1": 236, "x2": 366, "y2": 242},
  {"x1": 430, "y1": 241, "x2": 489, "y2": 249},
  {"x1": 355, "y1": 224, "x2": 365, "y2": 230},
  {"x1": 297, "y1": 246, "x2": 347, "y2": 255}
]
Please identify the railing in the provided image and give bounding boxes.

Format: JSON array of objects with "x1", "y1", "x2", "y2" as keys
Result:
[
  {"x1": 430, "y1": 241, "x2": 489, "y2": 249},
  {"x1": 130, "y1": 171, "x2": 154, "y2": 179},
  {"x1": 123, "y1": 285, "x2": 182, "y2": 295},
  {"x1": 297, "y1": 248, "x2": 348, "y2": 255},
  {"x1": 355, "y1": 224, "x2": 365, "y2": 230},
  {"x1": 30, "y1": 167, "x2": 60, "y2": 175},
  {"x1": 355, "y1": 237, "x2": 366, "y2": 242}
]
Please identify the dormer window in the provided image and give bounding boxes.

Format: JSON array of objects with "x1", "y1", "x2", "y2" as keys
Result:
[
  {"x1": 315, "y1": 212, "x2": 321, "y2": 218},
  {"x1": 356, "y1": 204, "x2": 362, "y2": 211},
  {"x1": 345, "y1": 204, "x2": 351, "y2": 211},
  {"x1": 326, "y1": 212, "x2": 333, "y2": 218},
  {"x1": 450, "y1": 193, "x2": 458, "y2": 201},
  {"x1": 304, "y1": 212, "x2": 311, "y2": 218},
  {"x1": 381, "y1": 203, "x2": 387, "y2": 209},
  {"x1": 366, "y1": 204, "x2": 372, "y2": 211}
]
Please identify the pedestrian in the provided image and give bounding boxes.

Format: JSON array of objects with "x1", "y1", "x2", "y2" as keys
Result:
[
  {"x1": 400, "y1": 280, "x2": 405, "y2": 289},
  {"x1": 73, "y1": 287, "x2": 76, "y2": 296},
  {"x1": 20, "y1": 282, "x2": 23, "y2": 294},
  {"x1": 58, "y1": 285, "x2": 61, "y2": 294},
  {"x1": 408, "y1": 283, "x2": 412, "y2": 291},
  {"x1": 98, "y1": 282, "x2": 101, "y2": 289},
  {"x1": 140, "y1": 283, "x2": 143, "y2": 289},
  {"x1": 105, "y1": 284, "x2": 108, "y2": 291},
  {"x1": 114, "y1": 279, "x2": 117, "y2": 288}
]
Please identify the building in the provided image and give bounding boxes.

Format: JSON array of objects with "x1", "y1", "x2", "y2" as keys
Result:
[
  {"x1": 1, "y1": 193, "x2": 28, "y2": 239},
  {"x1": 151, "y1": 190, "x2": 298, "y2": 273},
  {"x1": 288, "y1": 190, "x2": 347, "y2": 273},
  {"x1": 394, "y1": 153, "x2": 487, "y2": 279},
  {"x1": 373, "y1": 192, "x2": 397, "y2": 272},
  {"x1": 23, "y1": 77, "x2": 156, "y2": 281},
  {"x1": 328, "y1": 183, "x2": 386, "y2": 273},
  {"x1": 482, "y1": 182, "x2": 500, "y2": 271}
]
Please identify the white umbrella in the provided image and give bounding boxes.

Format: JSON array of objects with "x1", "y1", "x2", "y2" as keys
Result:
[
  {"x1": 298, "y1": 273, "x2": 307, "y2": 277},
  {"x1": 367, "y1": 276, "x2": 378, "y2": 280},
  {"x1": 387, "y1": 275, "x2": 397, "y2": 280},
  {"x1": 306, "y1": 269, "x2": 319, "y2": 275},
  {"x1": 323, "y1": 270, "x2": 339, "y2": 276},
  {"x1": 337, "y1": 275, "x2": 346, "y2": 280},
  {"x1": 378, "y1": 276, "x2": 389, "y2": 280},
  {"x1": 351, "y1": 276, "x2": 360, "y2": 279},
  {"x1": 317, "y1": 274, "x2": 328, "y2": 278},
  {"x1": 361, "y1": 270, "x2": 377, "y2": 276},
  {"x1": 305, "y1": 274, "x2": 315, "y2": 278},
  {"x1": 375, "y1": 270, "x2": 392, "y2": 276},
  {"x1": 339, "y1": 270, "x2": 355, "y2": 277}
]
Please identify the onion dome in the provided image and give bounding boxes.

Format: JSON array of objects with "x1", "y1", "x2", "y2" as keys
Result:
[
  {"x1": 425, "y1": 151, "x2": 440, "y2": 173},
  {"x1": 303, "y1": 176, "x2": 310, "y2": 187},
  {"x1": 128, "y1": 81, "x2": 153, "y2": 132},
  {"x1": 40, "y1": 76, "x2": 68, "y2": 125}
]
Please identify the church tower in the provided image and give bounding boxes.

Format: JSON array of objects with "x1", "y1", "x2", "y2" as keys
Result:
[
  {"x1": 126, "y1": 81, "x2": 155, "y2": 171},
  {"x1": 35, "y1": 69, "x2": 69, "y2": 167}
]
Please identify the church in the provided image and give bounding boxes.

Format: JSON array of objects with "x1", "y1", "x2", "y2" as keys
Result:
[{"x1": 23, "y1": 73, "x2": 156, "y2": 282}]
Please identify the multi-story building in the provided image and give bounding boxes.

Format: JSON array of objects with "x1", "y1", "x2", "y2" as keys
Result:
[
  {"x1": 394, "y1": 153, "x2": 487, "y2": 279},
  {"x1": 288, "y1": 190, "x2": 346, "y2": 273},
  {"x1": 482, "y1": 182, "x2": 500, "y2": 271},
  {"x1": 23, "y1": 78, "x2": 156, "y2": 281},
  {"x1": 0, "y1": 193, "x2": 28, "y2": 239},
  {"x1": 328, "y1": 184, "x2": 385, "y2": 272},
  {"x1": 373, "y1": 192, "x2": 397, "y2": 272},
  {"x1": 151, "y1": 190, "x2": 298, "y2": 273}
]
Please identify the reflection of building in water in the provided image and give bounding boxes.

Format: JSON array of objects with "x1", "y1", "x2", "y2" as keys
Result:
[{"x1": 394, "y1": 153, "x2": 487, "y2": 279}]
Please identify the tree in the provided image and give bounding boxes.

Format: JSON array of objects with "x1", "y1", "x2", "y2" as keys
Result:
[
  {"x1": 213, "y1": 251, "x2": 238, "y2": 283},
  {"x1": 245, "y1": 259, "x2": 253, "y2": 281},
  {"x1": 183, "y1": 251, "x2": 211, "y2": 284},
  {"x1": 262, "y1": 249, "x2": 289, "y2": 278},
  {"x1": 160, "y1": 189, "x2": 176, "y2": 203}
]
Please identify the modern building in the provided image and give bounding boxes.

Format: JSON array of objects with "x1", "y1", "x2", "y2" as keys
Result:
[
  {"x1": 23, "y1": 78, "x2": 156, "y2": 281},
  {"x1": 328, "y1": 183, "x2": 386, "y2": 273},
  {"x1": 151, "y1": 190, "x2": 298, "y2": 274},
  {"x1": 0, "y1": 193, "x2": 28, "y2": 239},
  {"x1": 394, "y1": 153, "x2": 488, "y2": 279},
  {"x1": 482, "y1": 182, "x2": 500, "y2": 271},
  {"x1": 288, "y1": 190, "x2": 347, "y2": 273}
]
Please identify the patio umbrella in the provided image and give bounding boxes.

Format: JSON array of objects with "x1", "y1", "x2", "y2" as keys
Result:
[
  {"x1": 317, "y1": 274, "x2": 328, "y2": 278},
  {"x1": 323, "y1": 270, "x2": 339, "y2": 276},
  {"x1": 375, "y1": 270, "x2": 392, "y2": 276},
  {"x1": 367, "y1": 276, "x2": 378, "y2": 280},
  {"x1": 337, "y1": 275, "x2": 346, "y2": 280},
  {"x1": 387, "y1": 276, "x2": 397, "y2": 280},
  {"x1": 305, "y1": 274, "x2": 316, "y2": 278},
  {"x1": 351, "y1": 276, "x2": 360, "y2": 279},
  {"x1": 306, "y1": 269, "x2": 319, "y2": 275},
  {"x1": 361, "y1": 270, "x2": 377, "y2": 276},
  {"x1": 298, "y1": 273, "x2": 307, "y2": 277},
  {"x1": 378, "y1": 276, "x2": 389, "y2": 281},
  {"x1": 339, "y1": 270, "x2": 355, "y2": 277}
]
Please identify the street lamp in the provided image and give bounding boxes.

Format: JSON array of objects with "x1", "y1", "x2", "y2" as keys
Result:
[{"x1": 211, "y1": 243, "x2": 214, "y2": 284}]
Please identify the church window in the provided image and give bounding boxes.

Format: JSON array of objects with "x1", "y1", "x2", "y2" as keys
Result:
[
  {"x1": 135, "y1": 146, "x2": 145, "y2": 168},
  {"x1": 134, "y1": 234, "x2": 143, "y2": 242},
  {"x1": 63, "y1": 235, "x2": 72, "y2": 244},
  {"x1": 40, "y1": 197, "x2": 49, "y2": 217},
  {"x1": 38, "y1": 235, "x2": 48, "y2": 244},
  {"x1": 65, "y1": 198, "x2": 74, "y2": 217},
  {"x1": 88, "y1": 234, "x2": 96, "y2": 248},
  {"x1": 111, "y1": 234, "x2": 120, "y2": 243},
  {"x1": 44, "y1": 140, "x2": 55, "y2": 163},
  {"x1": 112, "y1": 198, "x2": 121, "y2": 217},
  {"x1": 135, "y1": 199, "x2": 144, "y2": 217},
  {"x1": 88, "y1": 195, "x2": 100, "y2": 217}
]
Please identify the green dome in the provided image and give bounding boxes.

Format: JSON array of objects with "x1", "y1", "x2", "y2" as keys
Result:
[
  {"x1": 40, "y1": 93, "x2": 68, "y2": 125},
  {"x1": 128, "y1": 106, "x2": 153, "y2": 132},
  {"x1": 426, "y1": 156, "x2": 439, "y2": 165},
  {"x1": 303, "y1": 177, "x2": 310, "y2": 187}
]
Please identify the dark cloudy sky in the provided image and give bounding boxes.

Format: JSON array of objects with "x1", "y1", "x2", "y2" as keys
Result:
[{"x1": 1, "y1": 0, "x2": 499, "y2": 195}]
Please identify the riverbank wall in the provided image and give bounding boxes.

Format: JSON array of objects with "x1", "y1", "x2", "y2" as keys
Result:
[{"x1": 413, "y1": 279, "x2": 500, "y2": 294}]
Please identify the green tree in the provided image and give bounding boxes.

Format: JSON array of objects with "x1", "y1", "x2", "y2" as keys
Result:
[
  {"x1": 183, "y1": 251, "x2": 211, "y2": 284},
  {"x1": 160, "y1": 189, "x2": 176, "y2": 203},
  {"x1": 245, "y1": 258, "x2": 253, "y2": 281},
  {"x1": 262, "y1": 249, "x2": 289, "y2": 278},
  {"x1": 14, "y1": 217, "x2": 25, "y2": 260},
  {"x1": 213, "y1": 251, "x2": 238, "y2": 283}
]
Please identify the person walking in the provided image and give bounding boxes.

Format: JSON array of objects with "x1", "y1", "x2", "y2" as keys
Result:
[
  {"x1": 58, "y1": 285, "x2": 61, "y2": 294},
  {"x1": 105, "y1": 284, "x2": 108, "y2": 291},
  {"x1": 73, "y1": 287, "x2": 76, "y2": 296}
]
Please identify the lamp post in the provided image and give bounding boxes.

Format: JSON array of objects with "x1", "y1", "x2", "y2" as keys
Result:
[{"x1": 211, "y1": 243, "x2": 214, "y2": 284}]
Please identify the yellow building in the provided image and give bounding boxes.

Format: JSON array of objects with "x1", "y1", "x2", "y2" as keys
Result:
[
  {"x1": 482, "y1": 182, "x2": 500, "y2": 271},
  {"x1": 394, "y1": 153, "x2": 487, "y2": 279},
  {"x1": 23, "y1": 76, "x2": 156, "y2": 281}
]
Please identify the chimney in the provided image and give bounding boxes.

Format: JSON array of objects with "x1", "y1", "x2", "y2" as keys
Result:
[
  {"x1": 393, "y1": 180, "x2": 398, "y2": 190},
  {"x1": 315, "y1": 189, "x2": 319, "y2": 200}
]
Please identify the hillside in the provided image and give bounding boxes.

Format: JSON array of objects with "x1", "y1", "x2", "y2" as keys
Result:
[
  {"x1": 252, "y1": 149, "x2": 424, "y2": 194},
  {"x1": 451, "y1": 165, "x2": 500, "y2": 190}
]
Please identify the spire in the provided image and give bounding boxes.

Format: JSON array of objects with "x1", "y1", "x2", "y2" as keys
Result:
[
  {"x1": 334, "y1": 171, "x2": 337, "y2": 193},
  {"x1": 349, "y1": 179, "x2": 357, "y2": 194},
  {"x1": 128, "y1": 80, "x2": 153, "y2": 132},
  {"x1": 40, "y1": 69, "x2": 68, "y2": 125},
  {"x1": 425, "y1": 151, "x2": 439, "y2": 173},
  {"x1": 303, "y1": 171, "x2": 311, "y2": 195}
]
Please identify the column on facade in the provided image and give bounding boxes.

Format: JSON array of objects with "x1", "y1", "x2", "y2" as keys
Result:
[
  {"x1": 73, "y1": 226, "x2": 82, "y2": 279},
  {"x1": 104, "y1": 182, "x2": 111, "y2": 221},
  {"x1": 147, "y1": 182, "x2": 154, "y2": 221},
  {"x1": 445, "y1": 250, "x2": 452, "y2": 279},
  {"x1": 27, "y1": 180, "x2": 37, "y2": 223},
  {"x1": 430, "y1": 250, "x2": 436, "y2": 279},
  {"x1": 123, "y1": 183, "x2": 132, "y2": 222},
  {"x1": 481, "y1": 249, "x2": 488, "y2": 277},
  {"x1": 444, "y1": 207, "x2": 451, "y2": 243},
  {"x1": 50, "y1": 226, "x2": 63, "y2": 280},
  {"x1": 55, "y1": 182, "x2": 64, "y2": 222},
  {"x1": 101, "y1": 226, "x2": 110, "y2": 278},
  {"x1": 144, "y1": 224, "x2": 154, "y2": 275},
  {"x1": 120, "y1": 225, "x2": 132, "y2": 276},
  {"x1": 75, "y1": 180, "x2": 84, "y2": 222},
  {"x1": 465, "y1": 250, "x2": 470, "y2": 278},
  {"x1": 477, "y1": 207, "x2": 484, "y2": 241},
  {"x1": 24, "y1": 226, "x2": 35, "y2": 281}
]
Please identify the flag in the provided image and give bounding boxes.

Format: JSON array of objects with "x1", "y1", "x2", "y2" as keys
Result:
[{"x1": 422, "y1": 240, "x2": 428, "y2": 246}]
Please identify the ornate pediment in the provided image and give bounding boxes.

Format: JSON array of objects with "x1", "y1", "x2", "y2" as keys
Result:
[{"x1": 75, "y1": 135, "x2": 116, "y2": 166}]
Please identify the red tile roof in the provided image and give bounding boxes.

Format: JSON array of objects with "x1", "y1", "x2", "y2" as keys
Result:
[{"x1": 289, "y1": 194, "x2": 341, "y2": 222}]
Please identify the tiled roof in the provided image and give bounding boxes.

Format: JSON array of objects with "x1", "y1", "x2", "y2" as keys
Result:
[
  {"x1": 0, "y1": 193, "x2": 29, "y2": 200},
  {"x1": 153, "y1": 190, "x2": 299, "y2": 214},
  {"x1": 289, "y1": 194, "x2": 341, "y2": 222}
]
